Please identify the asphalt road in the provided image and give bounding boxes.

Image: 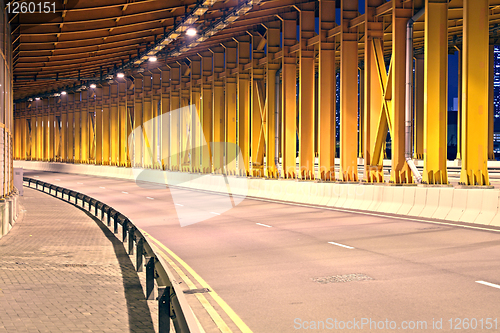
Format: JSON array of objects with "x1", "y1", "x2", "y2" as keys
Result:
[{"x1": 24, "y1": 170, "x2": 500, "y2": 333}]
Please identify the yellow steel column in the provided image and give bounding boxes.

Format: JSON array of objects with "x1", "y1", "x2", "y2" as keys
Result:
[
  {"x1": 94, "y1": 88, "x2": 103, "y2": 165},
  {"x1": 118, "y1": 81, "x2": 127, "y2": 167},
  {"x1": 81, "y1": 91, "x2": 89, "y2": 164},
  {"x1": 201, "y1": 53, "x2": 213, "y2": 173},
  {"x1": 133, "y1": 76, "x2": 143, "y2": 167},
  {"x1": 298, "y1": 4, "x2": 315, "y2": 180},
  {"x1": 110, "y1": 83, "x2": 119, "y2": 166},
  {"x1": 423, "y1": 0, "x2": 448, "y2": 185},
  {"x1": 125, "y1": 79, "x2": 134, "y2": 167},
  {"x1": 180, "y1": 63, "x2": 191, "y2": 172},
  {"x1": 237, "y1": 37, "x2": 251, "y2": 176},
  {"x1": 250, "y1": 35, "x2": 265, "y2": 177},
  {"x1": 222, "y1": 43, "x2": 238, "y2": 175},
  {"x1": 460, "y1": 0, "x2": 490, "y2": 186},
  {"x1": 42, "y1": 100, "x2": 49, "y2": 161},
  {"x1": 456, "y1": 47, "x2": 462, "y2": 160},
  {"x1": 281, "y1": 14, "x2": 298, "y2": 179},
  {"x1": 60, "y1": 98, "x2": 67, "y2": 162},
  {"x1": 189, "y1": 57, "x2": 202, "y2": 173},
  {"x1": 160, "y1": 68, "x2": 170, "y2": 170},
  {"x1": 266, "y1": 23, "x2": 280, "y2": 179},
  {"x1": 414, "y1": 54, "x2": 424, "y2": 159},
  {"x1": 102, "y1": 86, "x2": 111, "y2": 165},
  {"x1": 169, "y1": 65, "x2": 181, "y2": 171},
  {"x1": 67, "y1": 94, "x2": 75, "y2": 163},
  {"x1": 73, "y1": 93, "x2": 81, "y2": 163},
  {"x1": 143, "y1": 74, "x2": 154, "y2": 168},
  {"x1": 340, "y1": 0, "x2": 358, "y2": 181},
  {"x1": 489, "y1": 44, "x2": 495, "y2": 160},
  {"x1": 363, "y1": 0, "x2": 384, "y2": 183},
  {"x1": 390, "y1": 0, "x2": 412, "y2": 184},
  {"x1": 212, "y1": 48, "x2": 226, "y2": 174},
  {"x1": 48, "y1": 108, "x2": 55, "y2": 162},
  {"x1": 153, "y1": 72, "x2": 162, "y2": 169}
]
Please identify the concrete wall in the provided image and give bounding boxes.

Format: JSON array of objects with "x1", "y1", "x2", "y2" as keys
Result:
[{"x1": 14, "y1": 160, "x2": 500, "y2": 228}]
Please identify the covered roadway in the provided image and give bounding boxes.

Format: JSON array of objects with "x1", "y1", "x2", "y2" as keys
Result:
[
  {"x1": 8, "y1": 0, "x2": 500, "y2": 332},
  {"x1": 21, "y1": 169, "x2": 500, "y2": 332}
]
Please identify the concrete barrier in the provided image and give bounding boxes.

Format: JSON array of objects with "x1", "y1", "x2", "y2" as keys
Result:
[
  {"x1": 376, "y1": 186, "x2": 395, "y2": 213},
  {"x1": 386, "y1": 187, "x2": 405, "y2": 214},
  {"x1": 396, "y1": 187, "x2": 416, "y2": 215},
  {"x1": 333, "y1": 184, "x2": 350, "y2": 208},
  {"x1": 431, "y1": 187, "x2": 454, "y2": 220},
  {"x1": 358, "y1": 186, "x2": 374, "y2": 211},
  {"x1": 326, "y1": 184, "x2": 341, "y2": 207},
  {"x1": 319, "y1": 183, "x2": 334, "y2": 206},
  {"x1": 474, "y1": 190, "x2": 499, "y2": 225},
  {"x1": 407, "y1": 187, "x2": 427, "y2": 216},
  {"x1": 445, "y1": 189, "x2": 468, "y2": 221},
  {"x1": 419, "y1": 187, "x2": 441, "y2": 218},
  {"x1": 459, "y1": 189, "x2": 485, "y2": 223},
  {"x1": 348, "y1": 185, "x2": 367, "y2": 210},
  {"x1": 368, "y1": 186, "x2": 385, "y2": 212}
]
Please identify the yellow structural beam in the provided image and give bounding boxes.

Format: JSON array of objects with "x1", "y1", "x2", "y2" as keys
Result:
[
  {"x1": 414, "y1": 54, "x2": 424, "y2": 160},
  {"x1": 74, "y1": 93, "x2": 81, "y2": 163},
  {"x1": 281, "y1": 14, "x2": 297, "y2": 179},
  {"x1": 169, "y1": 67, "x2": 181, "y2": 172},
  {"x1": 110, "y1": 83, "x2": 119, "y2": 166},
  {"x1": 102, "y1": 86, "x2": 111, "y2": 165},
  {"x1": 143, "y1": 75, "x2": 154, "y2": 169},
  {"x1": 423, "y1": 0, "x2": 448, "y2": 185},
  {"x1": 237, "y1": 37, "x2": 251, "y2": 176},
  {"x1": 298, "y1": 3, "x2": 315, "y2": 180},
  {"x1": 160, "y1": 68, "x2": 171, "y2": 170},
  {"x1": 266, "y1": 23, "x2": 280, "y2": 179},
  {"x1": 81, "y1": 91, "x2": 89, "y2": 164},
  {"x1": 201, "y1": 54, "x2": 213, "y2": 173},
  {"x1": 223, "y1": 43, "x2": 238, "y2": 176},
  {"x1": 189, "y1": 57, "x2": 202, "y2": 173},
  {"x1": 363, "y1": 0, "x2": 384, "y2": 183},
  {"x1": 460, "y1": 0, "x2": 490, "y2": 186},
  {"x1": 212, "y1": 48, "x2": 225, "y2": 174},
  {"x1": 340, "y1": 0, "x2": 359, "y2": 182}
]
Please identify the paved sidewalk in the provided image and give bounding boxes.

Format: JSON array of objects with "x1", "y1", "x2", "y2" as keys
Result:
[{"x1": 0, "y1": 187, "x2": 156, "y2": 333}]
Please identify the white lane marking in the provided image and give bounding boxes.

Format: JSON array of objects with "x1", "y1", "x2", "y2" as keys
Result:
[
  {"x1": 210, "y1": 212, "x2": 221, "y2": 215},
  {"x1": 476, "y1": 280, "x2": 500, "y2": 290},
  {"x1": 175, "y1": 203, "x2": 184, "y2": 206},
  {"x1": 77, "y1": 182, "x2": 83, "y2": 184},
  {"x1": 34, "y1": 176, "x2": 39, "y2": 178},
  {"x1": 99, "y1": 186, "x2": 106, "y2": 189},
  {"x1": 256, "y1": 223, "x2": 272, "y2": 228},
  {"x1": 147, "y1": 197, "x2": 154, "y2": 200},
  {"x1": 122, "y1": 191, "x2": 128, "y2": 194},
  {"x1": 328, "y1": 241, "x2": 355, "y2": 249},
  {"x1": 55, "y1": 179, "x2": 60, "y2": 181}
]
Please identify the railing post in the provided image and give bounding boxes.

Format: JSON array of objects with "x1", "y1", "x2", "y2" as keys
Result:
[
  {"x1": 136, "y1": 238, "x2": 144, "y2": 272},
  {"x1": 158, "y1": 286, "x2": 171, "y2": 333},
  {"x1": 122, "y1": 221, "x2": 128, "y2": 242},
  {"x1": 94, "y1": 202, "x2": 98, "y2": 216},
  {"x1": 113, "y1": 214, "x2": 119, "y2": 234},
  {"x1": 146, "y1": 257, "x2": 155, "y2": 300},
  {"x1": 128, "y1": 227, "x2": 135, "y2": 255},
  {"x1": 106, "y1": 207, "x2": 111, "y2": 227}
]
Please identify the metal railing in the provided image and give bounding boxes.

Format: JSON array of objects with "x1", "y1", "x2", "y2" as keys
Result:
[{"x1": 23, "y1": 177, "x2": 201, "y2": 333}]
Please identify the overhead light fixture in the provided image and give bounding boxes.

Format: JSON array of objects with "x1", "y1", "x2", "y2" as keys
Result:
[
  {"x1": 117, "y1": 72, "x2": 125, "y2": 78},
  {"x1": 149, "y1": 56, "x2": 157, "y2": 62},
  {"x1": 186, "y1": 28, "x2": 197, "y2": 36},
  {"x1": 28, "y1": 98, "x2": 33, "y2": 102},
  {"x1": 35, "y1": 97, "x2": 40, "y2": 101},
  {"x1": 90, "y1": 83, "x2": 97, "y2": 89},
  {"x1": 61, "y1": 91, "x2": 67, "y2": 95}
]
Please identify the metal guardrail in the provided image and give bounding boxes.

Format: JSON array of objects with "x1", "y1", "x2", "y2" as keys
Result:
[{"x1": 23, "y1": 177, "x2": 201, "y2": 333}]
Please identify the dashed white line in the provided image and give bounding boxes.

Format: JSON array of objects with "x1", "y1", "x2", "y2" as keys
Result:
[
  {"x1": 147, "y1": 197, "x2": 154, "y2": 200},
  {"x1": 328, "y1": 241, "x2": 355, "y2": 249},
  {"x1": 55, "y1": 179, "x2": 60, "y2": 181},
  {"x1": 99, "y1": 186, "x2": 106, "y2": 189},
  {"x1": 77, "y1": 182, "x2": 83, "y2": 185},
  {"x1": 256, "y1": 223, "x2": 272, "y2": 228},
  {"x1": 210, "y1": 212, "x2": 220, "y2": 215},
  {"x1": 34, "y1": 176, "x2": 39, "y2": 178},
  {"x1": 122, "y1": 191, "x2": 128, "y2": 194},
  {"x1": 175, "y1": 203, "x2": 184, "y2": 206},
  {"x1": 476, "y1": 280, "x2": 500, "y2": 290}
]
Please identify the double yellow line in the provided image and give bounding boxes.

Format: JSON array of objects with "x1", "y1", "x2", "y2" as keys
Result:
[{"x1": 143, "y1": 231, "x2": 253, "y2": 333}]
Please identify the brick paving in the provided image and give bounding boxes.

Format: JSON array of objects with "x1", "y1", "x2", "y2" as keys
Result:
[{"x1": 0, "y1": 187, "x2": 156, "y2": 333}]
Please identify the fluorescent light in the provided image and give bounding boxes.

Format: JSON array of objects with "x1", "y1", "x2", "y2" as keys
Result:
[
  {"x1": 117, "y1": 72, "x2": 125, "y2": 78},
  {"x1": 61, "y1": 91, "x2": 67, "y2": 95},
  {"x1": 149, "y1": 56, "x2": 157, "y2": 62},
  {"x1": 186, "y1": 28, "x2": 197, "y2": 36},
  {"x1": 35, "y1": 97, "x2": 40, "y2": 101},
  {"x1": 90, "y1": 84, "x2": 97, "y2": 89}
]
